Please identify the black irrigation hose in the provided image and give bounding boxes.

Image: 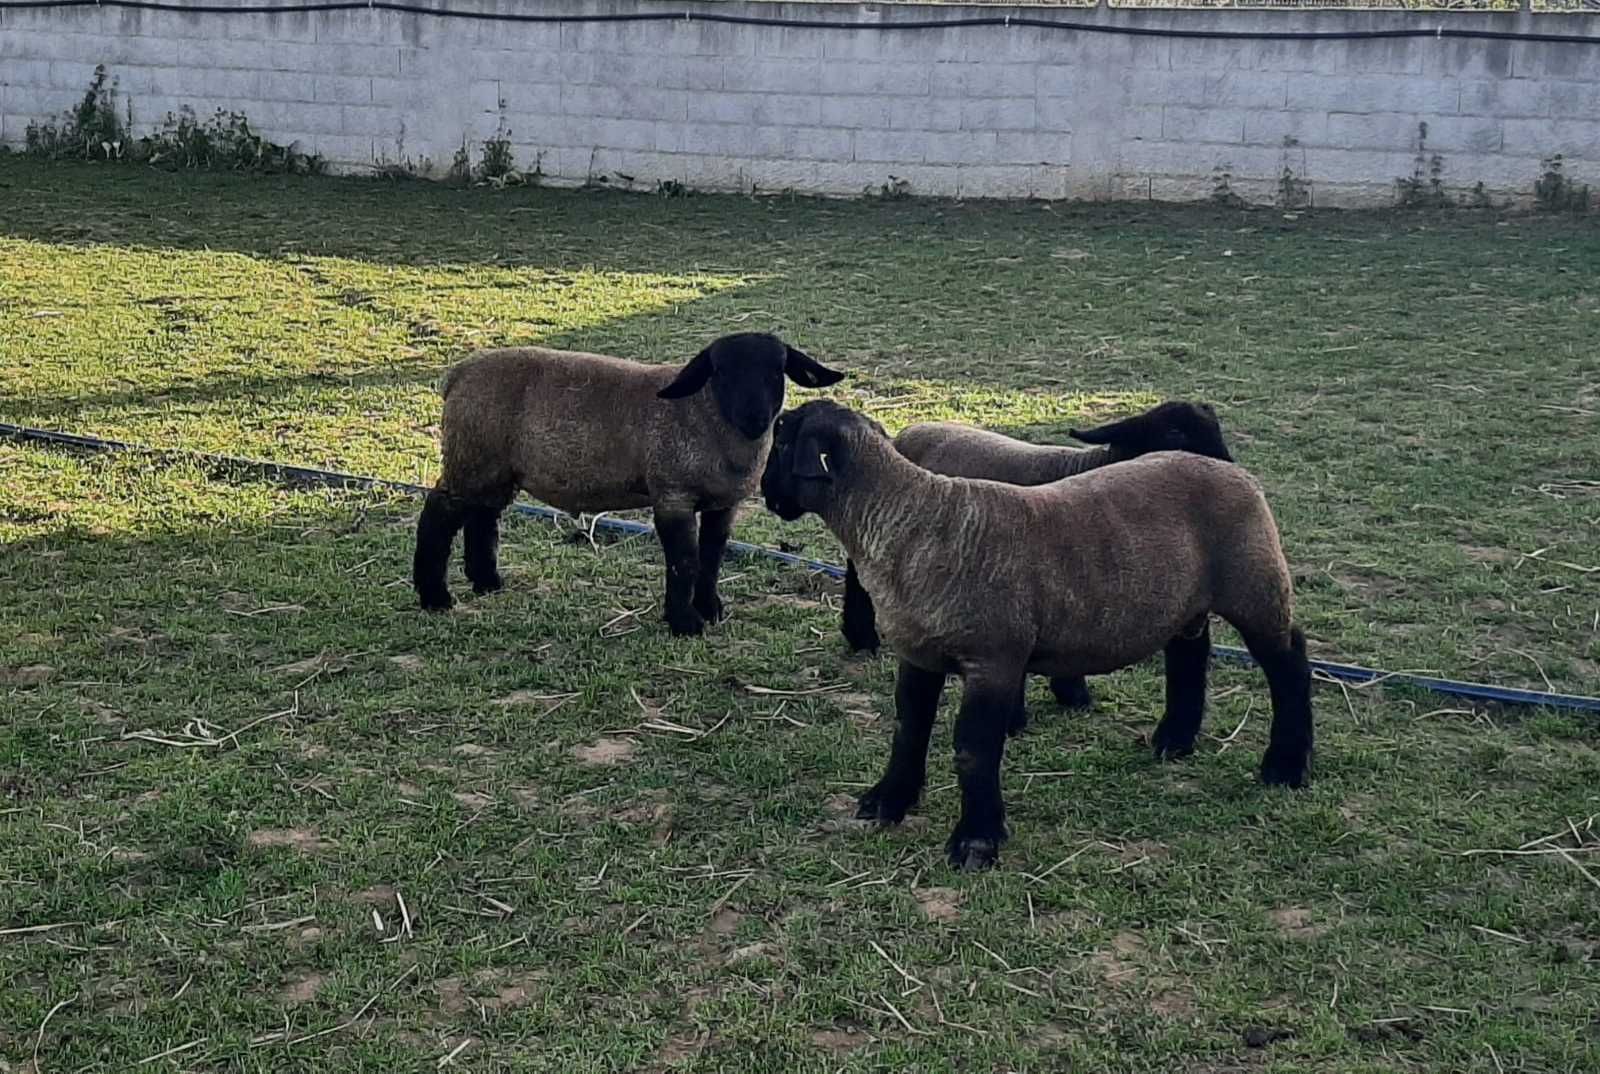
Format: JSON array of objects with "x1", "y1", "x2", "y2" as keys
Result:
[
  {"x1": 4, "y1": 0, "x2": 1600, "y2": 46},
  {"x1": 6, "y1": 419, "x2": 1599, "y2": 714}
]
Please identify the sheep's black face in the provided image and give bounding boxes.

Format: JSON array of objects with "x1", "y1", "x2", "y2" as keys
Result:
[
  {"x1": 1069, "y1": 400, "x2": 1233, "y2": 462},
  {"x1": 713, "y1": 334, "x2": 790, "y2": 442},
  {"x1": 658, "y1": 333, "x2": 845, "y2": 443},
  {"x1": 762, "y1": 399, "x2": 864, "y2": 521}
]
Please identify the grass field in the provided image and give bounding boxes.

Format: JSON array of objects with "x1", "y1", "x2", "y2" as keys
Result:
[{"x1": 2, "y1": 158, "x2": 1598, "y2": 1072}]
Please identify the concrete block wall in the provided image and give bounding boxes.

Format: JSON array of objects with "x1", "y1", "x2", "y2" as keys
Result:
[{"x1": 2, "y1": 0, "x2": 1598, "y2": 205}]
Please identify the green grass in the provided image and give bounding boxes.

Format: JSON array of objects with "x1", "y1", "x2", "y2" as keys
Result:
[{"x1": 2, "y1": 158, "x2": 1598, "y2": 1071}]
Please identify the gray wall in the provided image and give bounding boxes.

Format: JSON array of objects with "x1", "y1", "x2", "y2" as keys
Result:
[{"x1": 3, "y1": 1, "x2": 1598, "y2": 205}]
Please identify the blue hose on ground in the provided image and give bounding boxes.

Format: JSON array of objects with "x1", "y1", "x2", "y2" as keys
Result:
[{"x1": 5, "y1": 420, "x2": 1598, "y2": 715}]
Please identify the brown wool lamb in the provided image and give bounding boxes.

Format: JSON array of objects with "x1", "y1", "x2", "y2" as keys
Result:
[
  {"x1": 839, "y1": 401, "x2": 1234, "y2": 721},
  {"x1": 762, "y1": 400, "x2": 1312, "y2": 871},
  {"x1": 412, "y1": 332, "x2": 843, "y2": 635}
]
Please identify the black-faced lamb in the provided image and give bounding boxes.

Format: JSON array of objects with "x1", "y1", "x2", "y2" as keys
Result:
[
  {"x1": 838, "y1": 401, "x2": 1234, "y2": 717},
  {"x1": 761, "y1": 400, "x2": 1312, "y2": 871},
  {"x1": 412, "y1": 332, "x2": 844, "y2": 635}
]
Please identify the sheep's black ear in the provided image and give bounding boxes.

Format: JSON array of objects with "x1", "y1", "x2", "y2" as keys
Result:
[
  {"x1": 1068, "y1": 412, "x2": 1144, "y2": 446},
  {"x1": 658, "y1": 348, "x2": 715, "y2": 399},
  {"x1": 784, "y1": 346, "x2": 846, "y2": 389},
  {"x1": 792, "y1": 435, "x2": 834, "y2": 481}
]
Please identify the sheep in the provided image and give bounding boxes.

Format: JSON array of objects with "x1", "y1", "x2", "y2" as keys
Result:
[
  {"x1": 412, "y1": 332, "x2": 844, "y2": 635},
  {"x1": 838, "y1": 401, "x2": 1234, "y2": 719},
  {"x1": 761, "y1": 399, "x2": 1313, "y2": 871}
]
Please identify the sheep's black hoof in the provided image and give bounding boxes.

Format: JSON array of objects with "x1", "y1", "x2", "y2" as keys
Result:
[
  {"x1": 855, "y1": 779, "x2": 918, "y2": 825},
  {"x1": 692, "y1": 591, "x2": 725, "y2": 625},
  {"x1": 945, "y1": 831, "x2": 1005, "y2": 872},
  {"x1": 1050, "y1": 676, "x2": 1093, "y2": 710},
  {"x1": 665, "y1": 605, "x2": 706, "y2": 637},
  {"x1": 1150, "y1": 720, "x2": 1197, "y2": 761},
  {"x1": 417, "y1": 587, "x2": 454, "y2": 612},
  {"x1": 470, "y1": 573, "x2": 504, "y2": 596},
  {"x1": 1260, "y1": 746, "x2": 1312, "y2": 789}
]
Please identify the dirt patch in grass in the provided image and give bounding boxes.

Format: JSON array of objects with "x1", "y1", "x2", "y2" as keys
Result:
[
  {"x1": 1269, "y1": 907, "x2": 1329, "y2": 940},
  {"x1": 573, "y1": 737, "x2": 638, "y2": 766},
  {"x1": 435, "y1": 969, "x2": 545, "y2": 1014},
  {"x1": 811, "y1": 1026, "x2": 870, "y2": 1053},
  {"x1": 277, "y1": 972, "x2": 328, "y2": 1005},
  {"x1": 914, "y1": 887, "x2": 964, "y2": 923},
  {"x1": 246, "y1": 828, "x2": 332, "y2": 854}
]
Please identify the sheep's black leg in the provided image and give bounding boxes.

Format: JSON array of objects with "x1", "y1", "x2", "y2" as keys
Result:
[
  {"x1": 462, "y1": 486, "x2": 514, "y2": 596},
  {"x1": 654, "y1": 508, "x2": 704, "y2": 637},
  {"x1": 414, "y1": 488, "x2": 468, "y2": 611},
  {"x1": 840, "y1": 560, "x2": 881, "y2": 653},
  {"x1": 945, "y1": 670, "x2": 1021, "y2": 871},
  {"x1": 1008, "y1": 679, "x2": 1029, "y2": 738},
  {"x1": 1152, "y1": 618, "x2": 1211, "y2": 760},
  {"x1": 857, "y1": 661, "x2": 945, "y2": 825},
  {"x1": 692, "y1": 507, "x2": 735, "y2": 624},
  {"x1": 1049, "y1": 675, "x2": 1094, "y2": 710},
  {"x1": 1243, "y1": 625, "x2": 1314, "y2": 788}
]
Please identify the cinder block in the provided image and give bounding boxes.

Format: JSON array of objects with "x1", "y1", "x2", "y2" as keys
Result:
[
  {"x1": 958, "y1": 164, "x2": 1068, "y2": 200},
  {"x1": 1248, "y1": 39, "x2": 1341, "y2": 77},
  {"x1": 1162, "y1": 107, "x2": 1248, "y2": 144},
  {"x1": 785, "y1": 126, "x2": 853, "y2": 163},
  {"x1": 1422, "y1": 39, "x2": 1513, "y2": 80},
  {"x1": 751, "y1": 27, "x2": 826, "y2": 60},
  {"x1": 1132, "y1": 70, "x2": 1288, "y2": 110},
  {"x1": 820, "y1": 95, "x2": 892, "y2": 130},
  {"x1": 1037, "y1": 63, "x2": 1125, "y2": 104},
  {"x1": 1035, "y1": 96, "x2": 1086, "y2": 135},
  {"x1": 342, "y1": 104, "x2": 403, "y2": 139},
  {"x1": 588, "y1": 116, "x2": 661, "y2": 151},
  {"x1": 1548, "y1": 82, "x2": 1600, "y2": 120},
  {"x1": 479, "y1": 50, "x2": 562, "y2": 84},
  {"x1": 924, "y1": 130, "x2": 999, "y2": 166},
  {"x1": 1287, "y1": 74, "x2": 1459, "y2": 117},
  {"x1": 818, "y1": 62, "x2": 931, "y2": 98},
  {"x1": 1304, "y1": 147, "x2": 1428, "y2": 186},
  {"x1": 562, "y1": 85, "x2": 687, "y2": 122},
  {"x1": 1459, "y1": 79, "x2": 1549, "y2": 119},
  {"x1": 1325, "y1": 112, "x2": 1431, "y2": 153},
  {"x1": 315, "y1": 74, "x2": 372, "y2": 104},
  {"x1": 311, "y1": 132, "x2": 375, "y2": 164},
  {"x1": 1243, "y1": 110, "x2": 1329, "y2": 148},
  {"x1": 501, "y1": 83, "x2": 568, "y2": 117},
  {"x1": 960, "y1": 98, "x2": 1036, "y2": 132},
  {"x1": 1168, "y1": 38, "x2": 1259, "y2": 73},
  {"x1": 854, "y1": 129, "x2": 932, "y2": 164},
  {"x1": 686, "y1": 92, "x2": 758, "y2": 126},
  {"x1": 889, "y1": 97, "x2": 964, "y2": 132},
  {"x1": 721, "y1": 58, "x2": 824, "y2": 95},
  {"x1": 667, "y1": 58, "x2": 726, "y2": 92},
  {"x1": 310, "y1": 43, "x2": 401, "y2": 77},
  {"x1": 1503, "y1": 117, "x2": 1600, "y2": 159},
  {"x1": 260, "y1": 71, "x2": 316, "y2": 103},
  {"x1": 1333, "y1": 38, "x2": 1426, "y2": 76},
  {"x1": 1510, "y1": 41, "x2": 1598, "y2": 81},
  {"x1": 751, "y1": 94, "x2": 822, "y2": 127},
  {"x1": 993, "y1": 131, "x2": 1070, "y2": 165},
  {"x1": 246, "y1": 100, "x2": 344, "y2": 136},
  {"x1": 929, "y1": 62, "x2": 1036, "y2": 100}
]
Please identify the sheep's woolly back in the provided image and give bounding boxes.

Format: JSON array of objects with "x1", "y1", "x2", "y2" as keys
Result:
[
  {"x1": 431, "y1": 345, "x2": 764, "y2": 518},
  {"x1": 893, "y1": 422, "x2": 1112, "y2": 485},
  {"x1": 823, "y1": 435, "x2": 1294, "y2": 680}
]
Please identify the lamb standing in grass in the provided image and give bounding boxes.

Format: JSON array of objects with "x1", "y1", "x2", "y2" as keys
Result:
[
  {"x1": 413, "y1": 332, "x2": 843, "y2": 635},
  {"x1": 762, "y1": 400, "x2": 1313, "y2": 871},
  {"x1": 839, "y1": 401, "x2": 1234, "y2": 718}
]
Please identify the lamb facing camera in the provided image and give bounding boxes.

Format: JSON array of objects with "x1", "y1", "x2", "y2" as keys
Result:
[
  {"x1": 412, "y1": 332, "x2": 843, "y2": 635},
  {"x1": 762, "y1": 399, "x2": 1313, "y2": 871}
]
